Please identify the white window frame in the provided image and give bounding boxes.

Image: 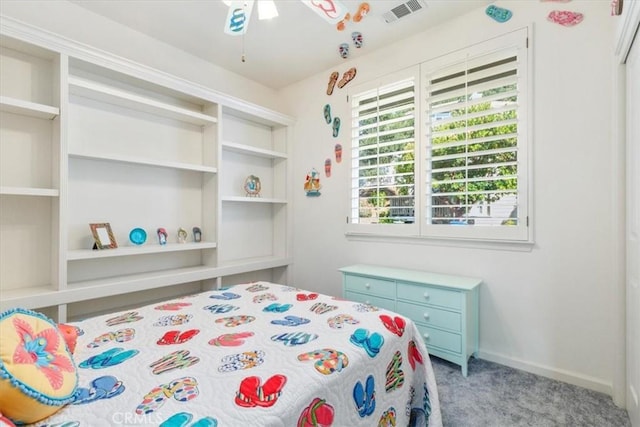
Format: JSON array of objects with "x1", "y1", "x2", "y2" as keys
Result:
[
  {"x1": 346, "y1": 28, "x2": 533, "y2": 244},
  {"x1": 347, "y1": 66, "x2": 420, "y2": 236}
]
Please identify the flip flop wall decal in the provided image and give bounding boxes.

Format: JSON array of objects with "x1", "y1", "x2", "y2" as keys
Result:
[
  {"x1": 485, "y1": 5, "x2": 513, "y2": 23},
  {"x1": 547, "y1": 10, "x2": 584, "y2": 26},
  {"x1": 337, "y1": 67, "x2": 357, "y2": 89},
  {"x1": 327, "y1": 71, "x2": 339, "y2": 95}
]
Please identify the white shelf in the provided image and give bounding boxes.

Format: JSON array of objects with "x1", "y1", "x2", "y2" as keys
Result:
[
  {"x1": 68, "y1": 241, "x2": 217, "y2": 260},
  {"x1": 0, "y1": 24, "x2": 293, "y2": 320},
  {"x1": 0, "y1": 266, "x2": 216, "y2": 311},
  {"x1": 0, "y1": 258, "x2": 292, "y2": 311},
  {"x1": 68, "y1": 76, "x2": 218, "y2": 126},
  {"x1": 68, "y1": 152, "x2": 218, "y2": 173},
  {"x1": 0, "y1": 186, "x2": 59, "y2": 197},
  {"x1": 222, "y1": 141, "x2": 287, "y2": 159},
  {"x1": 221, "y1": 196, "x2": 288, "y2": 204},
  {"x1": 216, "y1": 256, "x2": 292, "y2": 276},
  {"x1": 0, "y1": 285, "x2": 57, "y2": 311},
  {"x1": 0, "y1": 96, "x2": 59, "y2": 119}
]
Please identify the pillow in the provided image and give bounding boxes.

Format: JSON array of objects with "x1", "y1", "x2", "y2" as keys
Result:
[
  {"x1": 57, "y1": 324, "x2": 79, "y2": 354},
  {"x1": 0, "y1": 308, "x2": 78, "y2": 425}
]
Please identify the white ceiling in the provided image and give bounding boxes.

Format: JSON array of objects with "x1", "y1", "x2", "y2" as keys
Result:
[{"x1": 70, "y1": 0, "x2": 491, "y2": 90}]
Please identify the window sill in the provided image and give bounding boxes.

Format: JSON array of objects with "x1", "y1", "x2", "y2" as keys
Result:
[{"x1": 344, "y1": 232, "x2": 535, "y2": 252}]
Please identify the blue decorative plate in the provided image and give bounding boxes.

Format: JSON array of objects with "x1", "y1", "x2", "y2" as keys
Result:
[{"x1": 129, "y1": 228, "x2": 147, "y2": 245}]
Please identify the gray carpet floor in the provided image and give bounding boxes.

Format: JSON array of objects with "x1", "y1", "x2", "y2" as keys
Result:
[{"x1": 431, "y1": 356, "x2": 631, "y2": 427}]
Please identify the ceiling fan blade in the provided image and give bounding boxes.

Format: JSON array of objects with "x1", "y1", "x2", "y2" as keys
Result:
[
  {"x1": 224, "y1": 0, "x2": 255, "y2": 36},
  {"x1": 299, "y1": 0, "x2": 349, "y2": 24}
]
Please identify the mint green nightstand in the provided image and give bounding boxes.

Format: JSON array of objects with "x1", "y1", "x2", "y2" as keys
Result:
[{"x1": 340, "y1": 264, "x2": 481, "y2": 377}]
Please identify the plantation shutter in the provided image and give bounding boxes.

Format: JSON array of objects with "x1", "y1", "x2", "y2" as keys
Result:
[
  {"x1": 350, "y1": 76, "x2": 417, "y2": 226},
  {"x1": 423, "y1": 30, "x2": 529, "y2": 241}
]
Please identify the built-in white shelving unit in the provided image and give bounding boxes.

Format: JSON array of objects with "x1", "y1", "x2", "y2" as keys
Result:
[
  {"x1": 0, "y1": 95, "x2": 59, "y2": 119},
  {"x1": 0, "y1": 18, "x2": 294, "y2": 321}
]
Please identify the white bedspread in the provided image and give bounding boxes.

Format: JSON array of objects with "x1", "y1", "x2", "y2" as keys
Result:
[{"x1": 36, "y1": 282, "x2": 442, "y2": 427}]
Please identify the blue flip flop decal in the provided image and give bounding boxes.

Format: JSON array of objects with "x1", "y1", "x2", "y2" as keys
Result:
[
  {"x1": 263, "y1": 303, "x2": 293, "y2": 313},
  {"x1": 73, "y1": 375, "x2": 125, "y2": 404},
  {"x1": 270, "y1": 315, "x2": 311, "y2": 327},
  {"x1": 485, "y1": 5, "x2": 512, "y2": 23},
  {"x1": 79, "y1": 347, "x2": 139, "y2": 369},
  {"x1": 209, "y1": 291, "x2": 240, "y2": 300},
  {"x1": 160, "y1": 412, "x2": 218, "y2": 427},
  {"x1": 349, "y1": 328, "x2": 384, "y2": 358},
  {"x1": 353, "y1": 374, "x2": 376, "y2": 417},
  {"x1": 203, "y1": 304, "x2": 239, "y2": 314},
  {"x1": 271, "y1": 331, "x2": 318, "y2": 347},
  {"x1": 324, "y1": 104, "x2": 332, "y2": 124}
]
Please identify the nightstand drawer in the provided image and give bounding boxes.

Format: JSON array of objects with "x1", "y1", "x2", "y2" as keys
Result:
[
  {"x1": 344, "y1": 274, "x2": 395, "y2": 299},
  {"x1": 344, "y1": 291, "x2": 396, "y2": 312},
  {"x1": 397, "y1": 282, "x2": 461, "y2": 310},
  {"x1": 396, "y1": 301, "x2": 461, "y2": 332},
  {"x1": 416, "y1": 324, "x2": 462, "y2": 354}
]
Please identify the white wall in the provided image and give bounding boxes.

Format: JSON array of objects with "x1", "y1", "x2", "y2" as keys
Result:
[
  {"x1": 282, "y1": 0, "x2": 622, "y2": 396},
  {"x1": 0, "y1": 0, "x2": 284, "y2": 112},
  {"x1": 0, "y1": 0, "x2": 625, "y2": 399}
]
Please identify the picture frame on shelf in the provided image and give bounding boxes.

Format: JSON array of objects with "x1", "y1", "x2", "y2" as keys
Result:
[{"x1": 90, "y1": 223, "x2": 118, "y2": 249}]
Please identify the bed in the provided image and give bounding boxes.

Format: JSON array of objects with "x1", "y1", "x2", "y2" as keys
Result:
[{"x1": 11, "y1": 282, "x2": 442, "y2": 426}]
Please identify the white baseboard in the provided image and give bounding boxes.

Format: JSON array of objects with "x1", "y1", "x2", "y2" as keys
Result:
[{"x1": 477, "y1": 350, "x2": 613, "y2": 398}]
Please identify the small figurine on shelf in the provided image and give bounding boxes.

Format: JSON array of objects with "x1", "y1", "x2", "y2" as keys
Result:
[
  {"x1": 244, "y1": 175, "x2": 262, "y2": 197},
  {"x1": 304, "y1": 168, "x2": 322, "y2": 197},
  {"x1": 193, "y1": 227, "x2": 202, "y2": 242},
  {"x1": 177, "y1": 227, "x2": 188, "y2": 244},
  {"x1": 157, "y1": 228, "x2": 168, "y2": 245}
]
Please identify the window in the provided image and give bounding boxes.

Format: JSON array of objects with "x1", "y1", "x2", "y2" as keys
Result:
[
  {"x1": 349, "y1": 29, "x2": 530, "y2": 242},
  {"x1": 349, "y1": 67, "x2": 419, "y2": 235}
]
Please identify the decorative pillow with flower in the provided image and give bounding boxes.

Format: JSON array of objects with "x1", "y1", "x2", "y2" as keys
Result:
[{"x1": 0, "y1": 308, "x2": 78, "y2": 425}]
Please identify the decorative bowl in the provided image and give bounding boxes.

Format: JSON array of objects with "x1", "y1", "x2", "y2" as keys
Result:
[{"x1": 129, "y1": 227, "x2": 147, "y2": 245}]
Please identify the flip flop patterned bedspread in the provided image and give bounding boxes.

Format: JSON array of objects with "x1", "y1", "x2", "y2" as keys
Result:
[{"x1": 36, "y1": 282, "x2": 442, "y2": 427}]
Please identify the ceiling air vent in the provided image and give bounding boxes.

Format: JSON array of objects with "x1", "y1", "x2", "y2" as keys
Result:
[{"x1": 382, "y1": 0, "x2": 427, "y2": 23}]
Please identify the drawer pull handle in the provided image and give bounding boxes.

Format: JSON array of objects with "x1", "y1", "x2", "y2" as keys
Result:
[
  {"x1": 423, "y1": 313, "x2": 430, "y2": 320},
  {"x1": 365, "y1": 283, "x2": 371, "y2": 289},
  {"x1": 423, "y1": 292, "x2": 429, "y2": 299},
  {"x1": 423, "y1": 333, "x2": 430, "y2": 340}
]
